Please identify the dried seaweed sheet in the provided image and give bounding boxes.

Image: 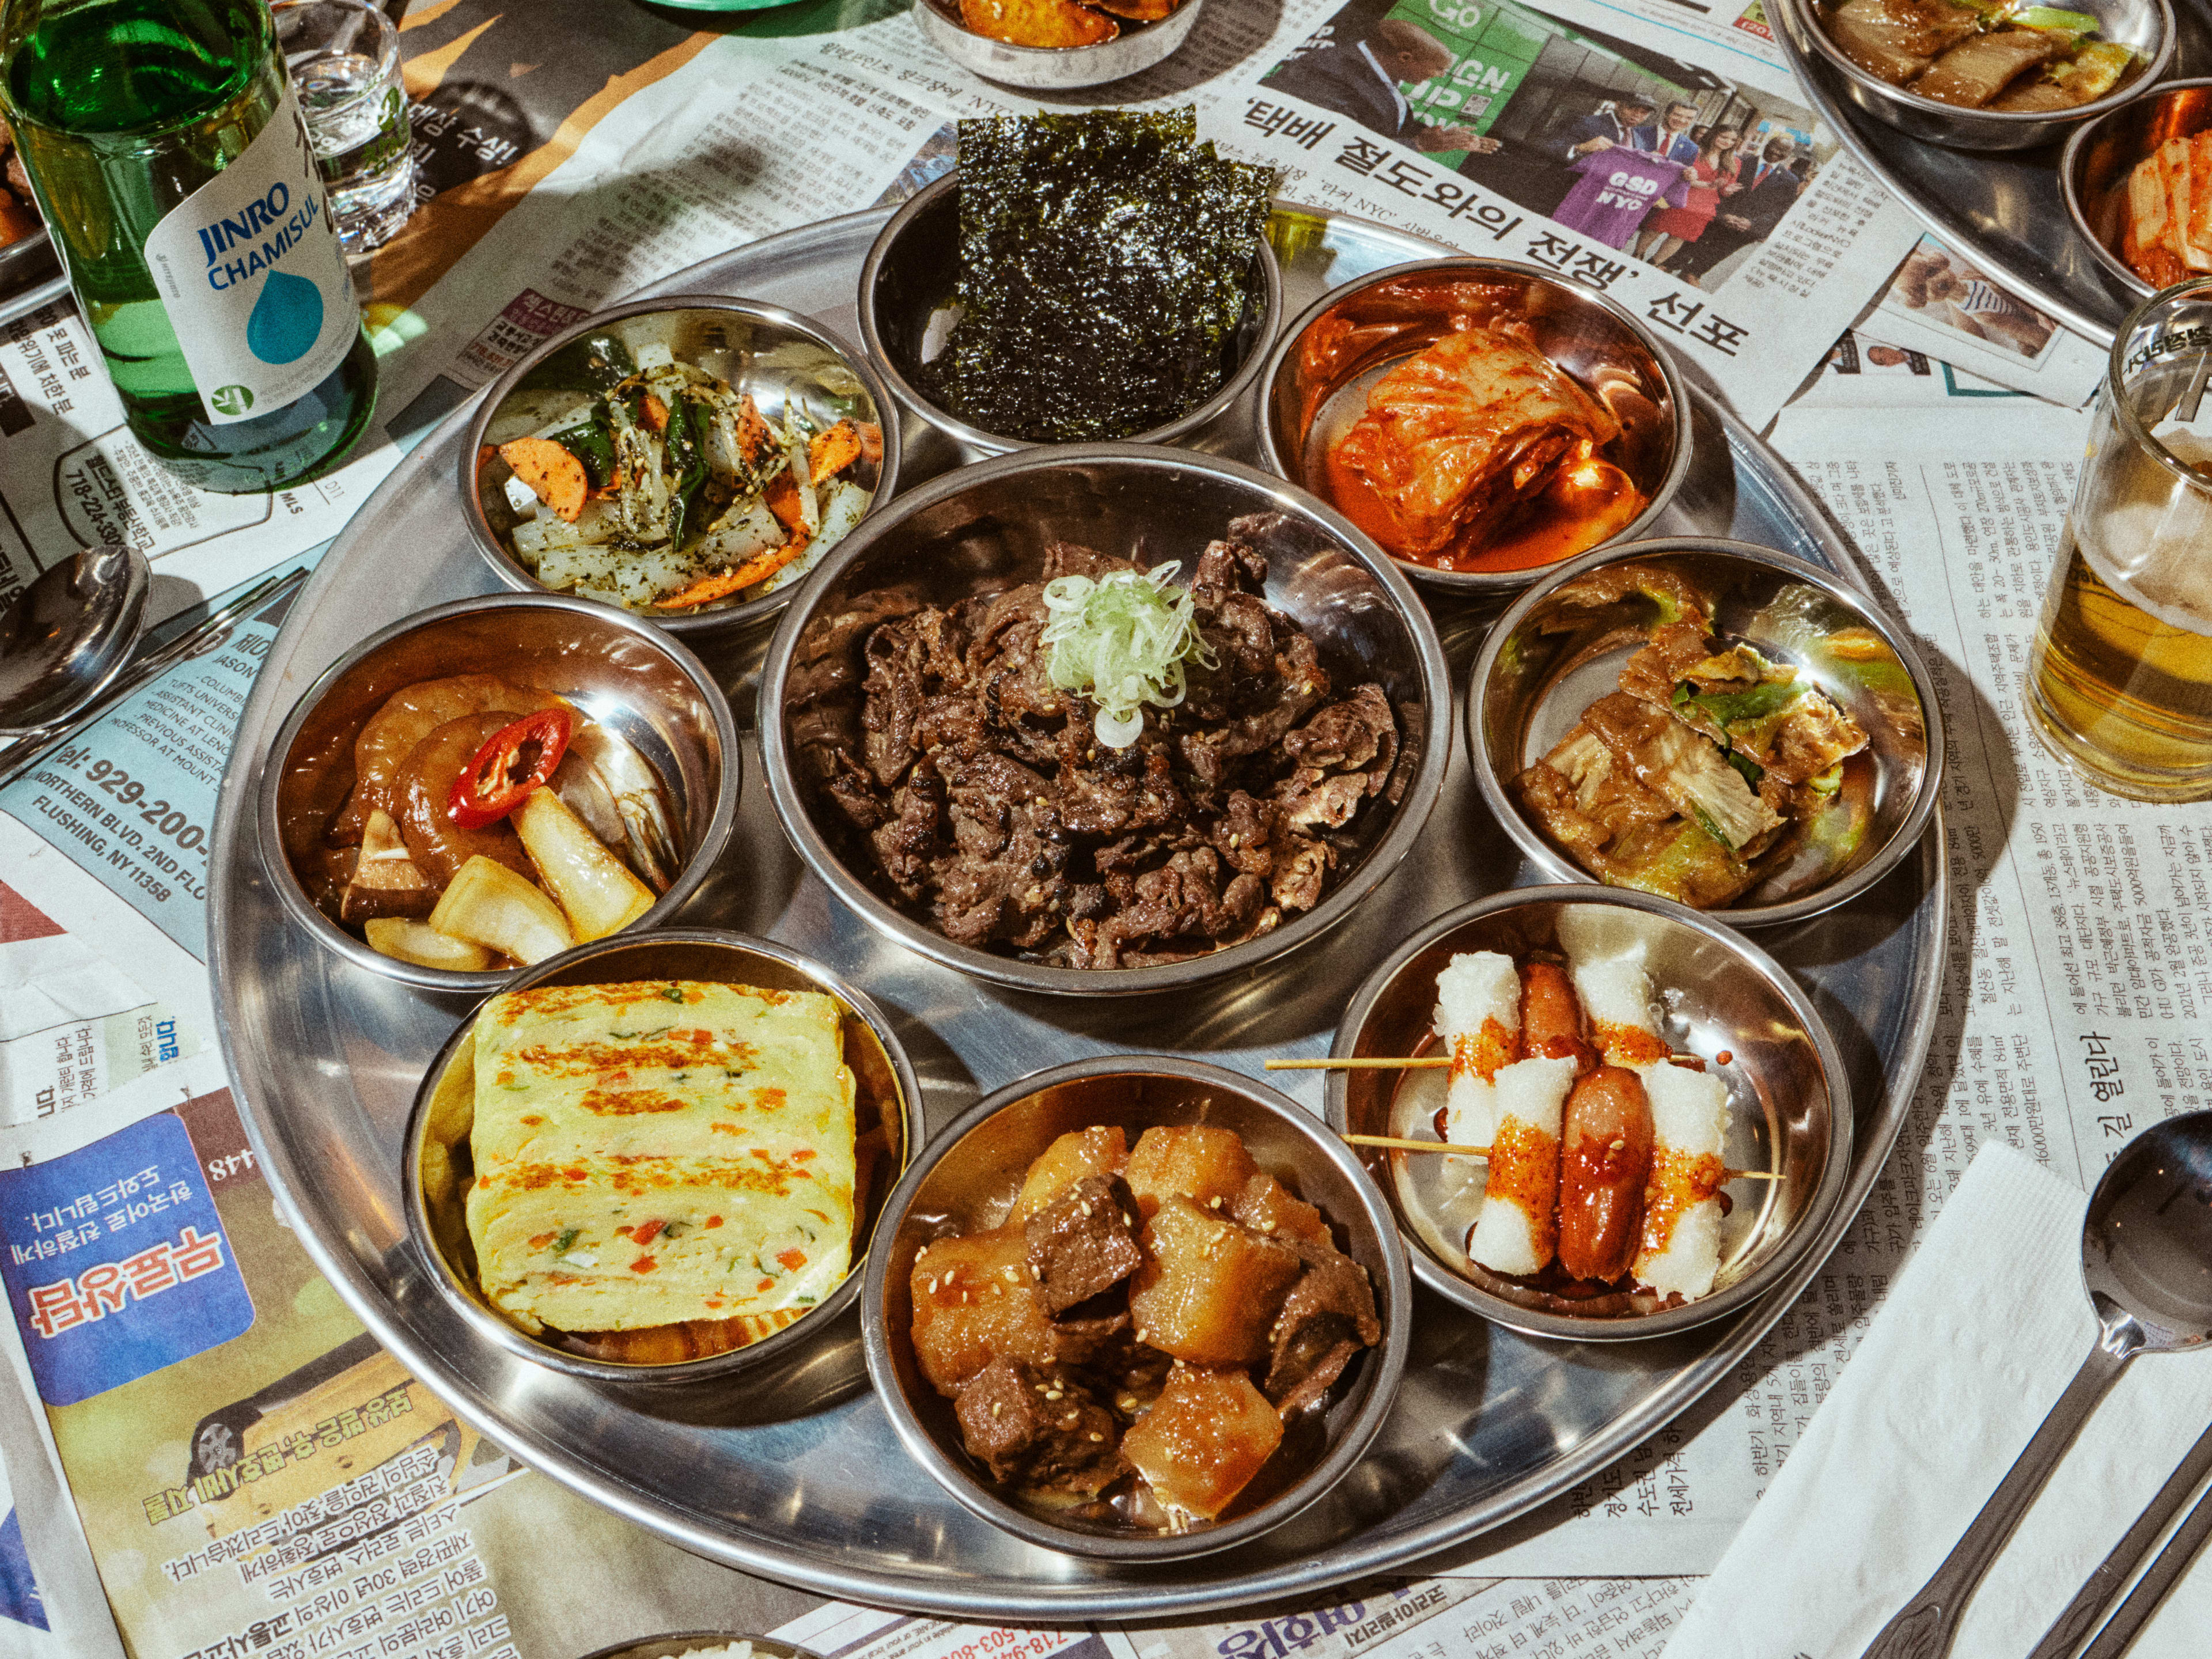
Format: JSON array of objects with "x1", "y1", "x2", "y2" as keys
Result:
[{"x1": 925, "y1": 110, "x2": 1275, "y2": 443}]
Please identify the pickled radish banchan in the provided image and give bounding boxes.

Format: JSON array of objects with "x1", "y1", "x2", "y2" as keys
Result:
[{"x1": 285, "y1": 672, "x2": 680, "y2": 971}]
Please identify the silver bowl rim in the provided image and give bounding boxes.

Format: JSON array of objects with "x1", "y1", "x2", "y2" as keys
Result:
[
  {"x1": 911, "y1": 0, "x2": 1207, "y2": 71},
  {"x1": 2059, "y1": 75, "x2": 2212, "y2": 304},
  {"x1": 858, "y1": 1052, "x2": 1415, "y2": 1560},
  {"x1": 1778, "y1": 0, "x2": 2177, "y2": 144},
  {"x1": 1465, "y1": 535, "x2": 1948, "y2": 930},
  {"x1": 401, "y1": 925, "x2": 923, "y2": 1387},
  {"x1": 1252, "y1": 255, "x2": 1694, "y2": 598},
  {"x1": 1324, "y1": 883, "x2": 1855, "y2": 1343},
  {"x1": 457, "y1": 293, "x2": 906, "y2": 638},
  {"x1": 855, "y1": 169, "x2": 1285, "y2": 458},
  {"x1": 756, "y1": 440, "x2": 1454, "y2": 997},
  {"x1": 576, "y1": 1635, "x2": 813, "y2": 1659},
  {"x1": 254, "y1": 590, "x2": 743, "y2": 993}
]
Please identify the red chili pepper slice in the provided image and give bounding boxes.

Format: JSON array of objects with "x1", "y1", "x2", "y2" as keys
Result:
[{"x1": 448, "y1": 707, "x2": 574, "y2": 829}]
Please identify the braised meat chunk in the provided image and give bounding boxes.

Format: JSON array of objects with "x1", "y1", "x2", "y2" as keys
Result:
[
  {"x1": 913, "y1": 1120, "x2": 1382, "y2": 1532},
  {"x1": 1025, "y1": 1174, "x2": 1145, "y2": 1314},
  {"x1": 785, "y1": 514, "x2": 1402, "y2": 971},
  {"x1": 1263, "y1": 1240, "x2": 1384, "y2": 1414},
  {"x1": 954, "y1": 1357, "x2": 1124, "y2": 1494}
]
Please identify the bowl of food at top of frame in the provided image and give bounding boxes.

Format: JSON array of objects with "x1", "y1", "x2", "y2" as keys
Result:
[
  {"x1": 1467, "y1": 538, "x2": 1943, "y2": 928},
  {"x1": 461, "y1": 298, "x2": 901, "y2": 638},
  {"x1": 1255, "y1": 258, "x2": 1691, "y2": 604},
  {"x1": 259, "y1": 593, "x2": 738, "y2": 990},
  {"x1": 2062, "y1": 77, "x2": 2212, "y2": 303},
  {"x1": 858, "y1": 110, "x2": 1280, "y2": 458},
  {"x1": 1778, "y1": 0, "x2": 2173, "y2": 152},
  {"x1": 861, "y1": 1056, "x2": 1410, "y2": 1556},
  {"x1": 406, "y1": 929, "x2": 915, "y2": 1386},
  {"x1": 757, "y1": 442, "x2": 1450, "y2": 996},
  {"x1": 910, "y1": 0, "x2": 1209, "y2": 89},
  {"x1": 1319, "y1": 887, "x2": 1850, "y2": 1340}
]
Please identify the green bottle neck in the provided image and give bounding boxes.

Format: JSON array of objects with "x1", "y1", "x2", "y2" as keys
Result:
[{"x1": 0, "y1": 0, "x2": 271, "y2": 138}]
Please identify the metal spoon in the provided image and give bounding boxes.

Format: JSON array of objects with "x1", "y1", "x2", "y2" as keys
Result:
[
  {"x1": 1864, "y1": 1111, "x2": 2212, "y2": 1659},
  {"x1": 0, "y1": 544, "x2": 149, "y2": 733}
]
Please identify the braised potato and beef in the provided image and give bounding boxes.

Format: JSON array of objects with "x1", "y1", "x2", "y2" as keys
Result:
[{"x1": 909, "y1": 1124, "x2": 1380, "y2": 1528}]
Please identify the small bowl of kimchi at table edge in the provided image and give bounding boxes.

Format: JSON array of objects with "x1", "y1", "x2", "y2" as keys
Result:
[
  {"x1": 2062, "y1": 77, "x2": 2212, "y2": 304},
  {"x1": 1255, "y1": 257, "x2": 1691, "y2": 604}
]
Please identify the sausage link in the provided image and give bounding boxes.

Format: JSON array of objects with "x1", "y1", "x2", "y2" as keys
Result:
[
  {"x1": 1555, "y1": 1065, "x2": 1654, "y2": 1283},
  {"x1": 1520, "y1": 959, "x2": 1595, "y2": 1075}
]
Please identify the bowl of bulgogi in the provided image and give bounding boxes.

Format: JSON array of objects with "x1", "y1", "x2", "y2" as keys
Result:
[
  {"x1": 1778, "y1": 0, "x2": 2171, "y2": 151},
  {"x1": 1256, "y1": 259, "x2": 1690, "y2": 603},
  {"x1": 1469, "y1": 539, "x2": 1941, "y2": 929},
  {"x1": 860, "y1": 1055, "x2": 1411, "y2": 1558},
  {"x1": 757, "y1": 444, "x2": 1451, "y2": 995}
]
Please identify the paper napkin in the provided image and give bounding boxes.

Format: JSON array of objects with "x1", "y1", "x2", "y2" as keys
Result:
[{"x1": 1667, "y1": 1141, "x2": 2212, "y2": 1658}]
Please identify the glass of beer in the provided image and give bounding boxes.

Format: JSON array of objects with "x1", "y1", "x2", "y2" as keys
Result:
[{"x1": 2027, "y1": 276, "x2": 2212, "y2": 800}]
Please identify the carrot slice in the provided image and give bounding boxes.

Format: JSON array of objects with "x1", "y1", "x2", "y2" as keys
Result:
[
  {"x1": 642, "y1": 392, "x2": 669, "y2": 433},
  {"x1": 658, "y1": 533, "x2": 812, "y2": 609},
  {"x1": 734, "y1": 395, "x2": 777, "y2": 468},
  {"x1": 809, "y1": 419, "x2": 864, "y2": 483},
  {"x1": 497, "y1": 437, "x2": 589, "y2": 523},
  {"x1": 764, "y1": 467, "x2": 808, "y2": 535},
  {"x1": 857, "y1": 421, "x2": 883, "y2": 464}
]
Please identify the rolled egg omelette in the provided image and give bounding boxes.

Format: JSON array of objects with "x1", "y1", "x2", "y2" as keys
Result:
[{"x1": 466, "y1": 979, "x2": 856, "y2": 1343}]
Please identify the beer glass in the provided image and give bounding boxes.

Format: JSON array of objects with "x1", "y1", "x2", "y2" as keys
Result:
[{"x1": 2027, "y1": 276, "x2": 2212, "y2": 800}]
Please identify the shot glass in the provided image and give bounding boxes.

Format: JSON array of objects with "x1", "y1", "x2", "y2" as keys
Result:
[
  {"x1": 274, "y1": 0, "x2": 416, "y2": 255},
  {"x1": 2026, "y1": 276, "x2": 2212, "y2": 801}
]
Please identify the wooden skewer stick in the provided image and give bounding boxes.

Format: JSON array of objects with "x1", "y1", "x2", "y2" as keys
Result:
[
  {"x1": 1266, "y1": 1056, "x2": 1449, "y2": 1070},
  {"x1": 1340, "y1": 1131, "x2": 1783, "y2": 1182},
  {"x1": 1267, "y1": 1053, "x2": 1715, "y2": 1072}
]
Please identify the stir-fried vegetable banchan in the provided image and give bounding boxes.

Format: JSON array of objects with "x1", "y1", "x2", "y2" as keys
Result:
[{"x1": 486, "y1": 332, "x2": 879, "y2": 612}]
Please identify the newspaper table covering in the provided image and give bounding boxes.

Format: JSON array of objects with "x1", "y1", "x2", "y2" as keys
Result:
[{"x1": 0, "y1": 0, "x2": 2205, "y2": 1654}]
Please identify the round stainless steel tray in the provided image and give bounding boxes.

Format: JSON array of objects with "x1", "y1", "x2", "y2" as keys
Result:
[
  {"x1": 1773, "y1": 0, "x2": 2212, "y2": 346},
  {"x1": 207, "y1": 202, "x2": 1945, "y2": 1618}
]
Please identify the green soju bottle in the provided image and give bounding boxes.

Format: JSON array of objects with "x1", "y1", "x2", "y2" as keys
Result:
[{"x1": 0, "y1": 0, "x2": 376, "y2": 493}]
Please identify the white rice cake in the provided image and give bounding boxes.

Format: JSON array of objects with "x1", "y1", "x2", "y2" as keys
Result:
[
  {"x1": 1434, "y1": 951, "x2": 1521, "y2": 1144},
  {"x1": 467, "y1": 979, "x2": 855, "y2": 1335},
  {"x1": 1565, "y1": 935, "x2": 1668, "y2": 1068},
  {"x1": 1633, "y1": 1062, "x2": 1730, "y2": 1298},
  {"x1": 1466, "y1": 1055, "x2": 1577, "y2": 1277}
]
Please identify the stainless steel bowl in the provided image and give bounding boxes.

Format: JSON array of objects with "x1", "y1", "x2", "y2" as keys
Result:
[
  {"x1": 2063, "y1": 76, "x2": 2212, "y2": 303},
  {"x1": 1468, "y1": 537, "x2": 1942, "y2": 929},
  {"x1": 1255, "y1": 258, "x2": 1690, "y2": 603},
  {"x1": 258, "y1": 593, "x2": 740, "y2": 991},
  {"x1": 911, "y1": 0, "x2": 1207, "y2": 88},
  {"x1": 461, "y1": 297, "x2": 902, "y2": 638},
  {"x1": 857, "y1": 171, "x2": 1282, "y2": 460},
  {"x1": 1775, "y1": 0, "x2": 2175, "y2": 152},
  {"x1": 861, "y1": 1055, "x2": 1411, "y2": 1559},
  {"x1": 406, "y1": 928, "x2": 918, "y2": 1388},
  {"x1": 1326, "y1": 887, "x2": 1851, "y2": 1342},
  {"x1": 757, "y1": 443, "x2": 1451, "y2": 997},
  {"x1": 579, "y1": 1637, "x2": 814, "y2": 1659}
]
